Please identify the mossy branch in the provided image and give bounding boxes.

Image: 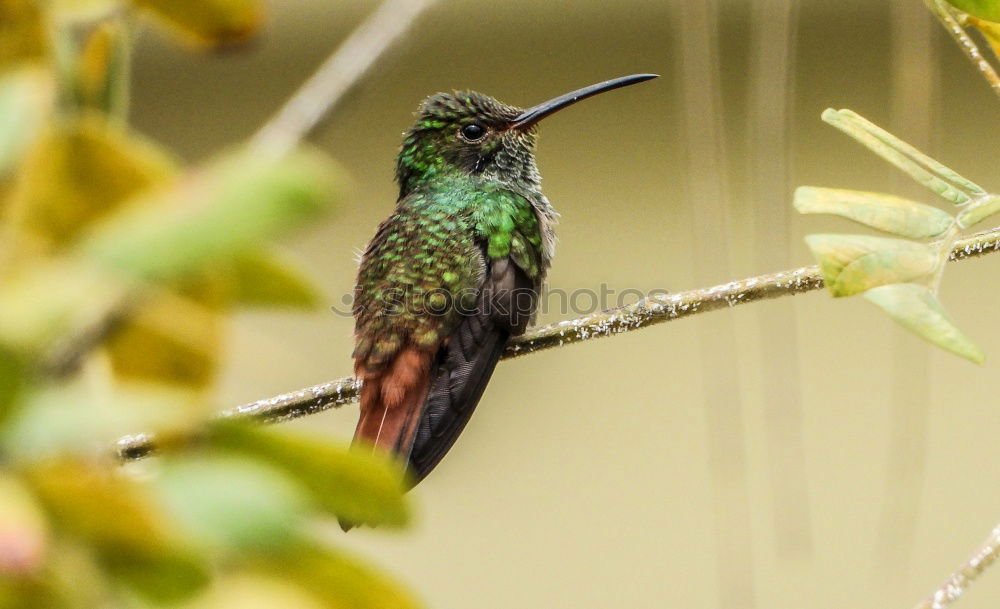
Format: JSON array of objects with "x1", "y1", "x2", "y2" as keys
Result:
[
  {"x1": 115, "y1": 224, "x2": 1000, "y2": 460},
  {"x1": 913, "y1": 523, "x2": 1000, "y2": 609}
]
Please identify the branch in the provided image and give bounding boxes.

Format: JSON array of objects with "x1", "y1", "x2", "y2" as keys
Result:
[
  {"x1": 925, "y1": 0, "x2": 1000, "y2": 98},
  {"x1": 115, "y1": 225, "x2": 1000, "y2": 461},
  {"x1": 248, "y1": 0, "x2": 440, "y2": 159},
  {"x1": 913, "y1": 523, "x2": 1000, "y2": 609}
]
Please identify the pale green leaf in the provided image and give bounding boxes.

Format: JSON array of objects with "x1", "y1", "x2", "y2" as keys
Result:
[
  {"x1": 794, "y1": 186, "x2": 954, "y2": 239},
  {"x1": 864, "y1": 284, "x2": 985, "y2": 364},
  {"x1": 3, "y1": 379, "x2": 200, "y2": 460},
  {"x1": 0, "y1": 67, "x2": 53, "y2": 177},
  {"x1": 944, "y1": 0, "x2": 1000, "y2": 21},
  {"x1": 957, "y1": 193, "x2": 1000, "y2": 228},
  {"x1": 206, "y1": 421, "x2": 409, "y2": 528},
  {"x1": 804, "y1": 234, "x2": 940, "y2": 297},
  {"x1": 821, "y1": 109, "x2": 985, "y2": 205},
  {"x1": 154, "y1": 456, "x2": 309, "y2": 551},
  {"x1": 79, "y1": 147, "x2": 342, "y2": 283}
]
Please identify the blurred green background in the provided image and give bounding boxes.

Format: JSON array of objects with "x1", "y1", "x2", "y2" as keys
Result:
[{"x1": 128, "y1": 1, "x2": 1000, "y2": 607}]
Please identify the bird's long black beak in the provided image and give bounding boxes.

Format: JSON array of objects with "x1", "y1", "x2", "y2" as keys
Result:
[{"x1": 510, "y1": 73, "x2": 658, "y2": 130}]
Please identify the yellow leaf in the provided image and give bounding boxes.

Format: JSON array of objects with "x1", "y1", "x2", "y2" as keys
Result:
[
  {"x1": 0, "y1": 0, "x2": 47, "y2": 72},
  {"x1": 105, "y1": 280, "x2": 224, "y2": 389},
  {"x1": 223, "y1": 250, "x2": 321, "y2": 310},
  {"x1": 23, "y1": 458, "x2": 210, "y2": 602},
  {"x1": 128, "y1": 0, "x2": 264, "y2": 47},
  {"x1": 804, "y1": 234, "x2": 940, "y2": 297},
  {"x1": 6, "y1": 115, "x2": 176, "y2": 257}
]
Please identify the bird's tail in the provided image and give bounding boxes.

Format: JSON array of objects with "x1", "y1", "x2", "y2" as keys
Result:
[{"x1": 340, "y1": 347, "x2": 432, "y2": 531}]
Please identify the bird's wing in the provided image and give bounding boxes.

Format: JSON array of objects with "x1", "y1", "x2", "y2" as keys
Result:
[{"x1": 407, "y1": 256, "x2": 536, "y2": 485}]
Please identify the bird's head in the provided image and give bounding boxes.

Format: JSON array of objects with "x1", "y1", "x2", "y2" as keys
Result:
[{"x1": 394, "y1": 74, "x2": 658, "y2": 197}]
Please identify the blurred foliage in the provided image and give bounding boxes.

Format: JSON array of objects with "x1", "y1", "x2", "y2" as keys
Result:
[
  {"x1": 797, "y1": 110, "x2": 999, "y2": 364},
  {"x1": 0, "y1": 2, "x2": 420, "y2": 609}
]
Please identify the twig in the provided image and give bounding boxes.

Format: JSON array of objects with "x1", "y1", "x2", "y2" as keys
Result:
[
  {"x1": 925, "y1": 0, "x2": 1000, "y2": 98},
  {"x1": 913, "y1": 523, "x2": 1000, "y2": 609},
  {"x1": 249, "y1": 0, "x2": 440, "y2": 159},
  {"x1": 114, "y1": 225, "x2": 1000, "y2": 460}
]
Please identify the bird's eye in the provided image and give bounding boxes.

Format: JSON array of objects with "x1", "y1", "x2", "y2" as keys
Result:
[{"x1": 460, "y1": 123, "x2": 486, "y2": 141}]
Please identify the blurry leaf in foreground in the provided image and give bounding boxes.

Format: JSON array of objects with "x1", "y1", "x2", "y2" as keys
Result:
[
  {"x1": 0, "y1": 0, "x2": 47, "y2": 72},
  {"x1": 0, "y1": 67, "x2": 53, "y2": 178},
  {"x1": 864, "y1": 283, "x2": 985, "y2": 364},
  {"x1": 0, "y1": 260, "x2": 124, "y2": 354},
  {"x1": 944, "y1": 0, "x2": 1000, "y2": 22},
  {"x1": 804, "y1": 233, "x2": 940, "y2": 297},
  {"x1": 73, "y1": 19, "x2": 131, "y2": 120},
  {"x1": 23, "y1": 459, "x2": 210, "y2": 602},
  {"x1": 7, "y1": 115, "x2": 176, "y2": 255},
  {"x1": 0, "y1": 475, "x2": 48, "y2": 576},
  {"x1": 0, "y1": 348, "x2": 26, "y2": 427},
  {"x1": 184, "y1": 575, "x2": 326, "y2": 609},
  {"x1": 80, "y1": 147, "x2": 343, "y2": 284},
  {"x1": 223, "y1": 250, "x2": 322, "y2": 310},
  {"x1": 794, "y1": 186, "x2": 954, "y2": 239},
  {"x1": 957, "y1": 193, "x2": 1000, "y2": 228},
  {"x1": 105, "y1": 285, "x2": 223, "y2": 389},
  {"x1": 207, "y1": 421, "x2": 409, "y2": 528},
  {"x1": 249, "y1": 541, "x2": 422, "y2": 609},
  {"x1": 3, "y1": 379, "x2": 200, "y2": 460},
  {"x1": 154, "y1": 456, "x2": 309, "y2": 551},
  {"x1": 128, "y1": 0, "x2": 264, "y2": 47}
]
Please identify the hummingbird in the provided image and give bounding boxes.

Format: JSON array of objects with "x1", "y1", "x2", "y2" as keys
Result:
[{"x1": 346, "y1": 74, "x2": 657, "y2": 526}]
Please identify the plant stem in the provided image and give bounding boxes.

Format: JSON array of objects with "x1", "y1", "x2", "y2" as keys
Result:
[
  {"x1": 249, "y1": 0, "x2": 440, "y2": 159},
  {"x1": 925, "y1": 0, "x2": 1000, "y2": 98},
  {"x1": 913, "y1": 523, "x2": 1000, "y2": 609}
]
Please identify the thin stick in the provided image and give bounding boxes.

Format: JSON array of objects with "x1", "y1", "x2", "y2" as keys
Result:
[
  {"x1": 925, "y1": 0, "x2": 1000, "y2": 99},
  {"x1": 248, "y1": 0, "x2": 440, "y2": 159},
  {"x1": 913, "y1": 524, "x2": 1000, "y2": 609}
]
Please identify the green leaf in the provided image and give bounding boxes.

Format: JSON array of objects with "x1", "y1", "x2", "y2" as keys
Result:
[
  {"x1": 0, "y1": 67, "x2": 52, "y2": 177},
  {"x1": 248, "y1": 541, "x2": 422, "y2": 609},
  {"x1": 0, "y1": 474, "x2": 48, "y2": 577},
  {"x1": 79, "y1": 147, "x2": 343, "y2": 284},
  {"x1": 804, "y1": 234, "x2": 940, "y2": 297},
  {"x1": 944, "y1": 0, "x2": 1000, "y2": 21},
  {"x1": 154, "y1": 456, "x2": 309, "y2": 551},
  {"x1": 821, "y1": 109, "x2": 985, "y2": 205},
  {"x1": 127, "y1": 0, "x2": 264, "y2": 47},
  {"x1": 957, "y1": 193, "x2": 1000, "y2": 228},
  {"x1": 23, "y1": 459, "x2": 210, "y2": 602},
  {"x1": 224, "y1": 250, "x2": 322, "y2": 310},
  {"x1": 794, "y1": 186, "x2": 954, "y2": 239},
  {"x1": 864, "y1": 284, "x2": 985, "y2": 364},
  {"x1": 0, "y1": 348, "x2": 26, "y2": 428},
  {"x1": 206, "y1": 421, "x2": 409, "y2": 528}
]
